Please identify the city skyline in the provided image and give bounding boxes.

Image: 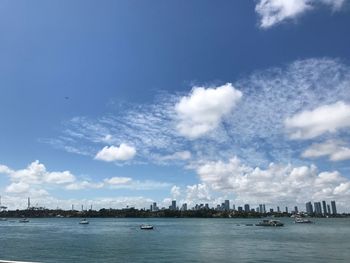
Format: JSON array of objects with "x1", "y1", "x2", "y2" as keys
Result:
[{"x1": 0, "y1": 1, "x2": 350, "y2": 211}]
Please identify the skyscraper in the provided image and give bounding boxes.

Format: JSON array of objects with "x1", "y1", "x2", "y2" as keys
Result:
[
  {"x1": 306, "y1": 202, "x2": 313, "y2": 214},
  {"x1": 171, "y1": 200, "x2": 177, "y2": 210},
  {"x1": 277, "y1": 206, "x2": 280, "y2": 213},
  {"x1": 294, "y1": 206, "x2": 298, "y2": 213},
  {"x1": 314, "y1": 202, "x2": 322, "y2": 215},
  {"x1": 259, "y1": 204, "x2": 263, "y2": 213},
  {"x1": 322, "y1": 201, "x2": 327, "y2": 215},
  {"x1": 224, "y1": 200, "x2": 230, "y2": 211},
  {"x1": 244, "y1": 204, "x2": 250, "y2": 212},
  {"x1": 327, "y1": 204, "x2": 331, "y2": 215},
  {"x1": 331, "y1": 201, "x2": 337, "y2": 215},
  {"x1": 285, "y1": 206, "x2": 288, "y2": 213}
]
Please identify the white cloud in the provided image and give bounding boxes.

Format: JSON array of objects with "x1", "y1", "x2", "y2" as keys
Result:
[
  {"x1": 158, "y1": 151, "x2": 191, "y2": 161},
  {"x1": 170, "y1": 185, "x2": 181, "y2": 199},
  {"x1": 175, "y1": 83, "x2": 242, "y2": 139},
  {"x1": 285, "y1": 101, "x2": 350, "y2": 140},
  {"x1": 45, "y1": 171, "x2": 76, "y2": 184},
  {"x1": 302, "y1": 140, "x2": 350, "y2": 161},
  {"x1": 6, "y1": 182, "x2": 30, "y2": 194},
  {"x1": 194, "y1": 156, "x2": 350, "y2": 205},
  {"x1": 106, "y1": 180, "x2": 170, "y2": 191},
  {"x1": 256, "y1": 0, "x2": 346, "y2": 28},
  {"x1": 103, "y1": 177, "x2": 132, "y2": 185},
  {"x1": 185, "y1": 184, "x2": 212, "y2": 203},
  {"x1": 65, "y1": 181, "x2": 104, "y2": 190},
  {"x1": 0, "y1": 160, "x2": 77, "y2": 194},
  {"x1": 95, "y1": 144, "x2": 136, "y2": 162}
]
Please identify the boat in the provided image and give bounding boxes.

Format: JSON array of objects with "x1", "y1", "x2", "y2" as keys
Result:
[
  {"x1": 19, "y1": 218, "x2": 30, "y2": 223},
  {"x1": 79, "y1": 218, "x2": 89, "y2": 224},
  {"x1": 0, "y1": 218, "x2": 7, "y2": 221},
  {"x1": 294, "y1": 217, "x2": 313, "y2": 224},
  {"x1": 140, "y1": 224, "x2": 154, "y2": 230},
  {"x1": 256, "y1": 219, "x2": 284, "y2": 227}
]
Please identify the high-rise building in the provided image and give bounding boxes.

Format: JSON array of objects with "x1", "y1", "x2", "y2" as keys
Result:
[
  {"x1": 306, "y1": 202, "x2": 313, "y2": 214},
  {"x1": 181, "y1": 203, "x2": 187, "y2": 211},
  {"x1": 331, "y1": 201, "x2": 337, "y2": 215},
  {"x1": 237, "y1": 206, "x2": 243, "y2": 212},
  {"x1": 171, "y1": 200, "x2": 177, "y2": 210},
  {"x1": 285, "y1": 206, "x2": 288, "y2": 213},
  {"x1": 232, "y1": 204, "x2": 236, "y2": 211},
  {"x1": 224, "y1": 200, "x2": 230, "y2": 211},
  {"x1": 314, "y1": 202, "x2": 322, "y2": 215},
  {"x1": 327, "y1": 204, "x2": 331, "y2": 215},
  {"x1": 244, "y1": 204, "x2": 250, "y2": 212},
  {"x1": 294, "y1": 206, "x2": 298, "y2": 213},
  {"x1": 322, "y1": 201, "x2": 327, "y2": 215},
  {"x1": 263, "y1": 204, "x2": 266, "y2": 213},
  {"x1": 277, "y1": 206, "x2": 280, "y2": 213},
  {"x1": 151, "y1": 202, "x2": 158, "y2": 212},
  {"x1": 259, "y1": 204, "x2": 263, "y2": 214}
]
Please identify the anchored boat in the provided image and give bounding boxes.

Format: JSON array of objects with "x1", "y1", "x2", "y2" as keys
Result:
[
  {"x1": 140, "y1": 224, "x2": 154, "y2": 230},
  {"x1": 79, "y1": 218, "x2": 89, "y2": 224},
  {"x1": 256, "y1": 219, "x2": 284, "y2": 227}
]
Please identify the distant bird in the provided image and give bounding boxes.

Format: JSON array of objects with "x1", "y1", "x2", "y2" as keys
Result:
[{"x1": 65, "y1": 96, "x2": 69, "y2": 100}]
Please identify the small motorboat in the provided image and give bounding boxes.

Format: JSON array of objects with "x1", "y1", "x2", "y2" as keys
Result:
[
  {"x1": 256, "y1": 219, "x2": 284, "y2": 227},
  {"x1": 79, "y1": 218, "x2": 89, "y2": 224},
  {"x1": 294, "y1": 217, "x2": 313, "y2": 224},
  {"x1": 140, "y1": 224, "x2": 154, "y2": 230},
  {"x1": 19, "y1": 218, "x2": 30, "y2": 223},
  {"x1": 0, "y1": 218, "x2": 7, "y2": 221}
]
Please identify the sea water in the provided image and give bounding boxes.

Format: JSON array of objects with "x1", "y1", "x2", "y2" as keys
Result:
[{"x1": 0, "y1": 218, "x2": 349, "y2": 262}]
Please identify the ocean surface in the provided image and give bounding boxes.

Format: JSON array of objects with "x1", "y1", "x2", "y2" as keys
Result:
[{"x1": 0, "y1": 217, "x2": 349, "y2": 262}]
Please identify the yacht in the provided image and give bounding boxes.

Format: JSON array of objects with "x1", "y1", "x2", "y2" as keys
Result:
[
  {"x1": 79, "y1": 218, "x2": 89, "y2": 224},
  {"x1": 256, "y1": 219, "x2": 284, "y2": 227},
  {"x1": 19, "y1": 218, "x2": 30, "y2": 223},
  {"x1": 294, "y1": 217, "x2": 313, "y2": 224},
  {"x1": 140, "y1": 224, "x2": 154, "y2": 230}
]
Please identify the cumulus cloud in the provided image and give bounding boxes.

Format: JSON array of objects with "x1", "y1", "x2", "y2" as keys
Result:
[
  {"x1": 175, "y1": 83, "x2": 242, "y2": 139},
  {"x1": 256, "y1": 0, "x2": 346, "y2": 28},
  {"x1": 95, "y1": 144, "x2": 136, "y2": 162},
  {"x1": 302, "y1": 140, "x2": 350, "y2": 161},
  {"x1": 194, "y1": 157, "x2": 350, "y2": 205},
  {"x1": 0, "y1": 160, "x2": 76, "y2": 194},
  {"x1": 285, "y1": 101, "x2": 350, "y2": 140},
  {"x1": 170, "y1": 185, "x2": 181, "y2": 199}
]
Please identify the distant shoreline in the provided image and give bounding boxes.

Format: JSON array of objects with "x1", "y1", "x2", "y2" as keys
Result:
[{"x1": 1, "y1": 208, "x2": 348, "y2": 219}]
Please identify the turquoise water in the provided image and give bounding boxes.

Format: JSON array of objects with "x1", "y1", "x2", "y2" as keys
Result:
[{"x1": 0, "y1": 218, "x2": 349, "y2": 262}]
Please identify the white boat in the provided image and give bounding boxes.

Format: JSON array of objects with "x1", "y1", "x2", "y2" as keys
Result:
[
  {"x1": 294, "y1": 217, "x2": 313, "y2": 224},
  {"x1": 19, "y1": 218, "x2": 30, "y2": 223},
  {"x1": 140, "y1": 224, "x2": 154, "y2": 230},
  {"x1": 256, "y1": 219, "x2": 284, "y2": 227},
  {"x1": 79, "y1": 218, "x2": 89, "y2": 224}
]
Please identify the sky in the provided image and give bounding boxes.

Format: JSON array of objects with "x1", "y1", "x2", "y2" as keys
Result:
[{"x1": 1, "y1": 0, "x2": 350, "y2": 211}]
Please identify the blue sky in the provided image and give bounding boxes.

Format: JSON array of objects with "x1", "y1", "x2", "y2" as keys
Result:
[{"x1": 1, "y1": 0, "x2": 350, "y2": 211}]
